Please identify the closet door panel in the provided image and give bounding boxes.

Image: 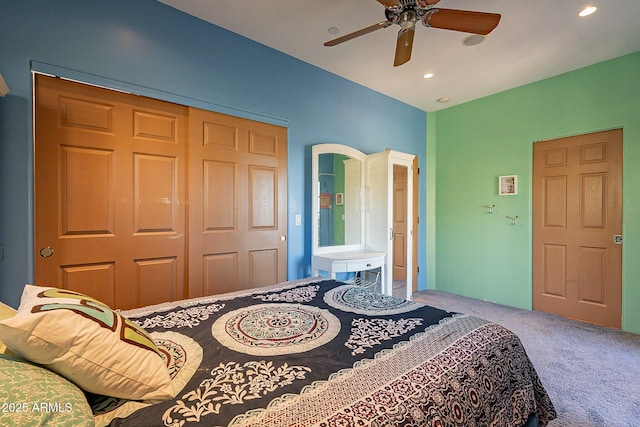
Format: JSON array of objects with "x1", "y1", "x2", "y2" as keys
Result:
[
  {"x1": 35, "y1": 75, "x2": 187, "y2": 310},
  {"x1": 189, "y1": 108, "x2": 288, "y2": 297}
]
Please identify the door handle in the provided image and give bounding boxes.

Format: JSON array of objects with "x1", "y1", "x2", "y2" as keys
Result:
[
  {"x1": 613, "y1": 235, "x2": 622, "y2": 245},
  {"x1": 39, "y1": 247, "x2": 54, "y2": 258}
]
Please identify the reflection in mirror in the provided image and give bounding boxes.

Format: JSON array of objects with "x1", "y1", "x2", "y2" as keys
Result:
[{"x1": 318, "y1": 153, "x2": 361, "y2": 247}]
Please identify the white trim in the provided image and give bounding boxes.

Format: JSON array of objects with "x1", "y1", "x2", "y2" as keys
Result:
[{"x1": 312, "y1": 144, "x2": 367, "y2": 255}]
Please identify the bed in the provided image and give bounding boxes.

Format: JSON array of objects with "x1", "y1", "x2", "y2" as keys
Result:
[{"x1": 0, "y1": 277, "x2": 556, "y2": 426}]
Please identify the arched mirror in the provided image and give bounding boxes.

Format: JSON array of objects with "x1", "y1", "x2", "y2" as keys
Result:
[{"x1": 312, "y1": 144, "x2": 366, "y2": 254}]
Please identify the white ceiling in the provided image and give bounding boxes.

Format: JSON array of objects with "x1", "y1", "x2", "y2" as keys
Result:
[{"x1": 157, "y1": 0, "x2": 640, "y2": 112}]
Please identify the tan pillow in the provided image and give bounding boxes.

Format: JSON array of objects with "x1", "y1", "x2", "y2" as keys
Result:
[
  {"x1": 0, "y1": 285, "x2": 174, "y2": 402},
  {"x1": 0, "y1": 302, "x2": 17, "y2": 355}
]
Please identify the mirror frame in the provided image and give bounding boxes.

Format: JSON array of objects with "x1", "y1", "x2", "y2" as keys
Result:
[{"x1": 312, "y1": 144, "x2": 366, "y2": 255}]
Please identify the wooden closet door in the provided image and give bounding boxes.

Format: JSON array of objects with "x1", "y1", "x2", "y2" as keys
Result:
[
  {"x1": 188, "y1": 108, "x2": 288, "y2": 297},
  {"x1": 35, "y1": 75, "x2": 188, "y2": 309}
]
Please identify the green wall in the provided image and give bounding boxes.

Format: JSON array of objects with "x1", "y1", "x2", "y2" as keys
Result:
[{"x1": 428, "y1": 51, "x2": 640, "y2": 333}]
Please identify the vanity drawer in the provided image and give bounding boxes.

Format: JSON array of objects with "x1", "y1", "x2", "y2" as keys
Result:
[{"x1": 346, "y1": 258, "x2": 382, "y2": 272}]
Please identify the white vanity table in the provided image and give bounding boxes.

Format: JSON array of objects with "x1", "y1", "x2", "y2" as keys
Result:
[{"x1": 312, "y1": 250, "x2": 386, "y2": 283}]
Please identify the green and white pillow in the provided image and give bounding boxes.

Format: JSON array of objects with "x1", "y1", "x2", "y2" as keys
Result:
[{"x1": 0, "y1": 354, "x2": 94, "y2": 427}]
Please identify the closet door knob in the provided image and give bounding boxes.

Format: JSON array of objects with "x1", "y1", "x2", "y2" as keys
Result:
[{"x1": 39, "y1": 247, "x2": 54, "y2": 258}]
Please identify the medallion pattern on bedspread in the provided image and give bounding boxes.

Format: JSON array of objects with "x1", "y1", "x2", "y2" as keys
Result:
[
  {"x1": 324, "y1": 284, "x2": 420, "y2": 315},
  {"x1": 212, "y1": 303, "x2": 341, "y2": 356}
]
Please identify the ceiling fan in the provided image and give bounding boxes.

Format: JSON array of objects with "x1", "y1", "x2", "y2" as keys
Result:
[{"x1": 324, "y1": 0, "x2": 501, "y2": 67}]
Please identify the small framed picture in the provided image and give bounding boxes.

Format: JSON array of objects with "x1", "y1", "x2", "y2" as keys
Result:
[
  {"x1": 499, "y1": 175, "x2": 518, "y2": 196},
  {"x1": 320, "y1": 193, "x2": 332, "y2": 209},
  {"x1": 335, "y1": 192, "x2": 344, "y2": 205}
]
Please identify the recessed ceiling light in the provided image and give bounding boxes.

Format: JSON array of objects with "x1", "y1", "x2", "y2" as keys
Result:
[
  {"x1": 436, "y1": 97, "x2": 450, "y2": 104},
  {"x1": 579, "y1": 5, "x2": 597, "y2": 17},
  {"x1": 462, "y1": 34, "x2": 486, "y2": 47},
  {"x1": 328, "y1": 27, "x2": 339, "y2": 35},
  {"x1": 423, "y1": 73, "x2": 434, "y2": 79}
]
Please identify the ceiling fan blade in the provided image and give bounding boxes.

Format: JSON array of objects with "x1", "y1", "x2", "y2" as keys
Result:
[
  {"x1": 423, "y1": 8, "x2": 501, "y2": 35},
  {"x1": 377, "y1": 0, "x2": 400, "y2": 7},
  {"x1": 324, "y1": 21, "x2": 392, "y2": 47},
  {"x1": 394, "y1": 27, "x2": 415, "y2": 67},
  {"x1": 417, "y1": 0, "x2": 441, "y2": 5}
]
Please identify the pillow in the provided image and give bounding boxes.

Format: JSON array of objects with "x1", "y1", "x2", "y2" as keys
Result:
[
  {"x1": 0, "y1": 354, "x2": 94, "y2": 427},
  {"x1": 0, "y1": 302, "x2": 17, "y2": 355},
  {"x1": 0, "y1": 285, "x2": 174, "y2": 402}
]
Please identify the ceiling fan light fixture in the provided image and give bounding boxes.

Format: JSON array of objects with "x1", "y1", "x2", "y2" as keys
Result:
[
  {"x1": 462, "y1": 34, "x2": 485, "y2": 47},
  {"x1": 399, "y1": 10, "x2": 417, "y2": 30},
  {"x1": 579, "y1": 5, "x2": 598, "y2": 17}
]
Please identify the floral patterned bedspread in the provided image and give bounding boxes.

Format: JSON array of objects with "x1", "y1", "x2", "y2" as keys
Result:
[{"x1": 91, "y1": 278, "x2": 556, "y2": 426}]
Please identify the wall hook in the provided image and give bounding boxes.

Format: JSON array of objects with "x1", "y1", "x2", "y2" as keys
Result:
[
  {"x1": 483, "y1": 204, "x2": 496, "y2": 213},
  {"x1": 506, "y1": 215, "x2": 519, "y2": 225}
]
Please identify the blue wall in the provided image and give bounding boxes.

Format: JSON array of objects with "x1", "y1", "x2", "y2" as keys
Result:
[{"x1": 0, "y1": 0, "x2": 427, "y2": 307}]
